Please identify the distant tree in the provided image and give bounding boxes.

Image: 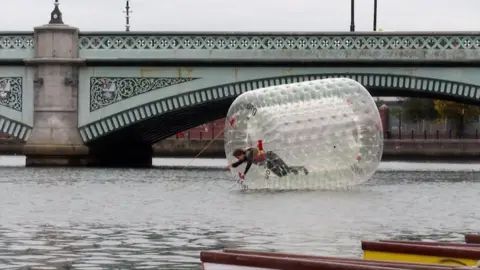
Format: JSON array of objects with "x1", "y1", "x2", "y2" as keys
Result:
[
  {"x1": 389, "y1": 106, "x2": 403, "y2": 119},
  {"x1": 434, "y1": 100, "x2": 480, "y2": 135},
  {"x1": 433, "y1": 100, "x2": 480, "y2": 120},
  {"x1": 400, "y1": 98, "x2": 438, "y2": 123},
  {"x1": 390, "y1": 97, "x2": 405, "y2": 120}
]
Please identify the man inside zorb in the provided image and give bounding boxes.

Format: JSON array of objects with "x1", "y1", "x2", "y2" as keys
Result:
[{"x1": 228, "y1": 140, "x2": 309, "y2": 180}]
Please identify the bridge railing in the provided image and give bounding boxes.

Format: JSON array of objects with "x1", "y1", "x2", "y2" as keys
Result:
[
  {"x1": 167, "y1": 129, "x2": 480, "y2": 141},
  {"x1": 173, "y1": 129, "x2": 224, "y2": 140},
  {"x1": 385, "y1": 130, "x2": 480, "y2": 140},
  {"x1": 77, "y1": 31, "x2": 480, "y2": 62},
  {"x1": 0, "y1": 32, "x2": 35, "y2": 60}
]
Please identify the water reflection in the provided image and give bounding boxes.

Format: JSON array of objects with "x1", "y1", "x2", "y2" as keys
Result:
[
  {"x1": 0, "y1": 157, "x2": 478, "y2": 269},
  {"x1": 0, "y1": 224, "x2": 258, "y2": 269}
]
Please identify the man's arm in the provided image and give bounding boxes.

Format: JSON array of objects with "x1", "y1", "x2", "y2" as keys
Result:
[{"x1": 231, "y1": 159, "x2": 244, "y2": 168}]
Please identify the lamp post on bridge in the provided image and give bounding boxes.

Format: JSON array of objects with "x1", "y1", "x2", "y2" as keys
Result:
[
  {"x1": 350, "y1": 0, "x2": 355, "y2": 32},
  {"x1": 350, "y1": 0, "x2": 378, "y2": 32},
  {"x1": 49, "y1": 0, "x2": 63, "y2": 24},
  {"x1": 124, "y1": 0, "x2": 132, "y2": 32}
]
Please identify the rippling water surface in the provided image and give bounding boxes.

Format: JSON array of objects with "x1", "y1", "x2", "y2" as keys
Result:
[{"x1": 0, "y1": 156, "x2": 479, "y2": 269}]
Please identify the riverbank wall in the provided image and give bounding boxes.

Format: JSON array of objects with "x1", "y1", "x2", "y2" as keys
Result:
[
  {"x1": 1, "y1": 139, "x2": 480, "y2": 161},
  {"x1": 153, "y1": 139, "x2": 480, "y2": 161}
]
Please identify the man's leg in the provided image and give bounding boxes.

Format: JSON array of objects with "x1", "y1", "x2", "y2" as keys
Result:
[
  {"x1": 266, "y1": 152, "x2": 309, "y2": 176},
  {"x1": 266, "y1": 151, "x2": 289, "y2": 177},
  {"x1": 289, "y1": 166, "x2": 309, "y2": 175},
  {"x1": 267, "y1": 165, "x2": 285, "y2": 177}
]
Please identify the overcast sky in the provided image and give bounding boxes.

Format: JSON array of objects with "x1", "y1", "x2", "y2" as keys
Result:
[{"x1": 2, "y1": 0, "x2": 480, "y2": 31}]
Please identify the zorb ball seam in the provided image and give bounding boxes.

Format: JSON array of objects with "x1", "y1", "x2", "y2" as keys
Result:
[{"x1": 224, "y1": 78, "x2": 383, "y2": 190}]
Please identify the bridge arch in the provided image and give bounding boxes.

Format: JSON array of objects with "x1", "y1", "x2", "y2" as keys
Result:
[{"x1": 79, "y1": 73, "x2": 480, "y2": 145}]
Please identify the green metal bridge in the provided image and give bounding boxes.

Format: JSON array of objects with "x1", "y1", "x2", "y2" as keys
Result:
[{"x1": 2, "y1": 3, "x2": 480, "y2": 166}]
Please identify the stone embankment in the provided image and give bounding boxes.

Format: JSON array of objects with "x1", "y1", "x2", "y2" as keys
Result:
[{"x1": 1, "y1": 139, "x2": 480, "y2": 161}]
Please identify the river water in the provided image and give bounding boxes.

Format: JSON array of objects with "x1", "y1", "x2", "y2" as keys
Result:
[{"x1": 0, "y1": 156, "x2": 478, "y2": 269}]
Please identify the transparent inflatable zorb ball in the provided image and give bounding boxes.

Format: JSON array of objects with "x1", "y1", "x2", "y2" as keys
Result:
[{"x1": 224, "y1": 78, "x2": 383, "y2": 190}]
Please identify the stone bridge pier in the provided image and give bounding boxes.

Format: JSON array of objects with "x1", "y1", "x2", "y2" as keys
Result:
[
  {"x1": 23, "y1": 9, "x2": 86, "y2": 166},
  {"x1": 22, "y1": 5, "x2": 153, "y2": 167}
]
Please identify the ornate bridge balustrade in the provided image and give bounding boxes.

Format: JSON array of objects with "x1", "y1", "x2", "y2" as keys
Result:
[
  {"x1": 0, "y1": 32, "x2": 34, "y2": 60},
  {"x1": 78, "y1": 32, "x2": 480, "y2": 63}
]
